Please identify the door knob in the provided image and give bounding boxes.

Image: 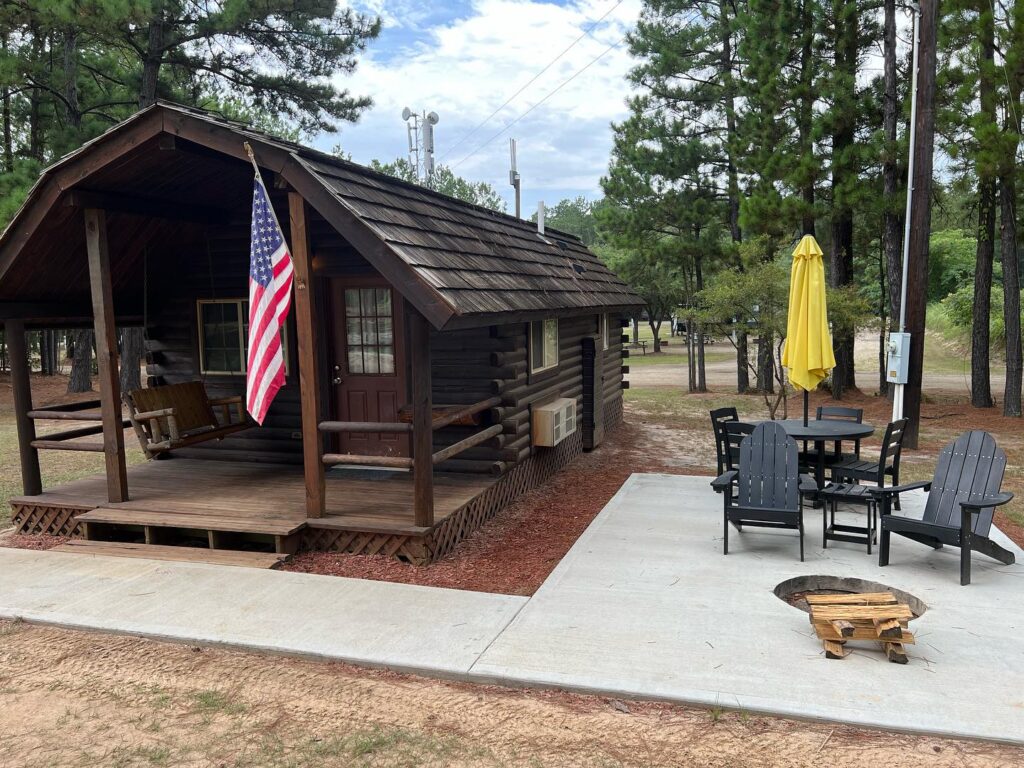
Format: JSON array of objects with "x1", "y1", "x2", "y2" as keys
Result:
[{"x1": 333, "y1": 376, "x2": 343, "y2": 385}]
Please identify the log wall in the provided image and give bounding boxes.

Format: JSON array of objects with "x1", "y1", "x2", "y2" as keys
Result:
[{"x1": 141, "y1": 201, "x2": 627, "y2": 471}]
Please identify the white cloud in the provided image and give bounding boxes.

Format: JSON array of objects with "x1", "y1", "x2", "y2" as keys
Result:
[{"x1": 326, "y1": 0, "x2": 642, "y2": 210}]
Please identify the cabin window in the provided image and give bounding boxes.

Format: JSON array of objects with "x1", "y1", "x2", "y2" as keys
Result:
[
  {"x1": 344, "y1": 287, "x2": 395, "y2": 374},
  {"x1": 600, "y1": 313, "x2": 611, "y2": 350},
  {"x1": 529, "y1": 318, "x2": 559, "y2": 373},
  {"x1": 197, "y1": 299, "x2": 288, "y2": 375}
]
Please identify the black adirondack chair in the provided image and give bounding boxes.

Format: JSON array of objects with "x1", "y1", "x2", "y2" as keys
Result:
[
  {"x1": 710, "y1": 407, "x2": 739, "y2": 476},
  {"x1": 872, "y1": 430, "x2": 1016, "y2": 585},
  {"x1": 711, "y1": 422, "x2": 818, "y2": 561}
]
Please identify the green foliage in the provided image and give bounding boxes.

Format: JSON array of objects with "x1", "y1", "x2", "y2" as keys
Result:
[
  {"x1": 369, "y1": 158, "x2": 506, "y2": 212},
  {"x1": 0, "y1": 158, "x2": 42, "y2": 229},
  {"x1": 533, "y1": 196, "x2": 600, "y2": 245},
  {"x1": 0, "y1": 0, "x2": 381, "y2": 217},
  {"x1": 940, "y1": 283, "x2": 1022, "y2": 350},
  {"x1": 928, "y1": 229, "x2": 984, "y2": 302}
]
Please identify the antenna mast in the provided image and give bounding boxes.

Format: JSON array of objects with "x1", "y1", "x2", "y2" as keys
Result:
[
  {"x1": 509, "y1": 138, "x2": 521, "y2": 218},
  {"x1": 402, "y1": 108, "x2": 440, "y2": 184}
]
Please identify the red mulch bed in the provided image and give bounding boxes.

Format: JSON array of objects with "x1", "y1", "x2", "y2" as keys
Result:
[
  {"x1": 283, "y1": 421, "x2": 681, "y2": 595},
  {"x1": 2, "y1": 533, "x2": 68, "y2": 550}
]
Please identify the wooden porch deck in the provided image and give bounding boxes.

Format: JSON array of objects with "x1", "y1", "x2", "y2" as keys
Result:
[{"x1": 10, "y1": 458, "x2": 498, "y2": 563}]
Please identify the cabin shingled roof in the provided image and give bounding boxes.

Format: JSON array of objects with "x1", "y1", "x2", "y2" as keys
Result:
[{"x1": 0, "y1": 101, "x2": 642, "y2": 328}]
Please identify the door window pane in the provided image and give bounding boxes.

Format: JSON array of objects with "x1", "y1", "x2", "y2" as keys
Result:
[{"x1": 344, "y1": 287, "x2": 396, "y2": 376}]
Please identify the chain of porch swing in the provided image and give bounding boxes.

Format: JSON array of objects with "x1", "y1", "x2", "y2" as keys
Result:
[{"x1": 139, "y1": 231, "x2": 219, "y2": 390}]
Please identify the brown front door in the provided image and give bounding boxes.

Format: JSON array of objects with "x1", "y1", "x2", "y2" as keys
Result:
[{"x1": 329, "y1": 279, "x2": 408, "y2": 457}]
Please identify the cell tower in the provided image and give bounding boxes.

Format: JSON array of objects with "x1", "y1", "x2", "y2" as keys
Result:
[
  {"x1": 401, "y1": 108, "x2": 440, "y2": 183},
  {"x1": 509, "y1": 138, "x2": 521, "y2": 219}
]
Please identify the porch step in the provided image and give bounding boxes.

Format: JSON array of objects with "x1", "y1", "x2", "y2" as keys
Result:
[
  {"x1": 52, "y1": 539, "x2": 288, "y2": 569},
  {"x1": 77, "y1": 508, "x2": 304, "y2": 536}
]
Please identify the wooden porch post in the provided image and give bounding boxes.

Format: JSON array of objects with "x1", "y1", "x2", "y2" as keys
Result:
[
  {"x1": 288, "y1": 192, "x2": 325, "y2": 518},
  {"x1": 409, "y1": 308, "x2": 434, "y2": 527},
  {"x1": 5, "y1": 319, "x2": 42, "y2": 495},
  {"x1": 84, "y1": 208, "x2": 129, "y2": 503}
]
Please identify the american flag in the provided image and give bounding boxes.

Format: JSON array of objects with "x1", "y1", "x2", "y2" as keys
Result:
[{"x1": 246, "y1": 175, "x2": 293, "y2": 424}]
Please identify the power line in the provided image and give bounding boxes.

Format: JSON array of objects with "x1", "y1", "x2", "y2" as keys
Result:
[
  {"x1": 437, "y1": 0, "x2": 625, "y2": 163},
  {"x1": 450, "y1": 35, "x2": 627, "y2": 171}
]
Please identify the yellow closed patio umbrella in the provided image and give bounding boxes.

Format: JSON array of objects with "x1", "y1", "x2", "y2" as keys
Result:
[{"x1": 781, "y1": 234, "x2": 836, "y2": 425}]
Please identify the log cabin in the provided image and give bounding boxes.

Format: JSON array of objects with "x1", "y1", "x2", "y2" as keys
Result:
[{"x1": 0, "y1": 103, "x2": 641, "y2": 565}]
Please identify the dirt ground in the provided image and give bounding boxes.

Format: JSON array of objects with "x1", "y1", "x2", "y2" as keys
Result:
[{"x1": 0, "y1": 620, "x2": 1020, "y2": 768}]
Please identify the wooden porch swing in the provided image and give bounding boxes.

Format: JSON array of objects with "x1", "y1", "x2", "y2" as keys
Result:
[
  {"x1": 125, "y1": 381, "x2": 250, "y2": 458},
  {"x1": 124, "y1": 241, "x2": 250, "y2": 459}
]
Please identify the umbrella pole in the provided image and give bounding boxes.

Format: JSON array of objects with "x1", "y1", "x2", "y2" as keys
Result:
[{"x1": 803, "y1": 389, "x2": 809, "y2": 426}]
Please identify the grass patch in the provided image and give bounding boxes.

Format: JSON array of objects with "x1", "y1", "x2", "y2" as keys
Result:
[
  {"x1": 241, "y1": 726, "x2": 481, "y2": 768},
  {"x1": 626, "y1": 347, "x2": 735, "y2": 367},
  {"x1": 110, "y1": 745, "x2": 172, "y2": 767},
  {"x1": 189, "y1": 689, "x2": 247, "y2": 716},
  {"x1": 0, "y1": 375, "x2": 146, "y2": 524}
]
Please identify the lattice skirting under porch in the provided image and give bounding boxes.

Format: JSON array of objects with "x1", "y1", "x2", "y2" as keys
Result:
[
  {"x1": 301, "y1": 430, "x2": 585, "y2": 565},
  {"x1": 10, "y1": 502, "x2": 89, "y2": 538},
  {"x1": 604, "y1": 398, "x2": 624, "y2": 430}
]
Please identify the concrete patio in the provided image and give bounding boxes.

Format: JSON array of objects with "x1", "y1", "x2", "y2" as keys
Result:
[
  {"x1": 1, "y1": 473, "x2": 1021, "y2": 743},
  {"x1": 473, "y1": 474, "x2": 1024, "y2": 743}
]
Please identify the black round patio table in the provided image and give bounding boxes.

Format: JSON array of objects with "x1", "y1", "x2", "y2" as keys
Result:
[{"x1": 760, "y1": 418, "x2": 876, "y2": 492}]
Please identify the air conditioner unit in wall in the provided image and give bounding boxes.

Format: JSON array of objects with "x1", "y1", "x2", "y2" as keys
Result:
[{"x1": 532, "y1": 397, "x2": 577, "y2": 448}]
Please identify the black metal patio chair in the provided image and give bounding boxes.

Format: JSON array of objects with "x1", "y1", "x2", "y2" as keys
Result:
[
  {"x1": 710, "y1": 407, "x2": 738, "y2": 476},
  {"x1": 871, "y1": 430, "x2": 1016, "y2": 585},
  {"x1": 711, "y1": 421, "x2": 818, "y2": 561}
]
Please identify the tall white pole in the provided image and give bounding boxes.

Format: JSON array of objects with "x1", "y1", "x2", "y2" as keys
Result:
[{"x1": 892, "y1": 3, "x2": 921, "y2": 423}]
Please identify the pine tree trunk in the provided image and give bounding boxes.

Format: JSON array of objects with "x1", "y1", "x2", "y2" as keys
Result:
[
  {"x1": 757, "y1": 334, "x2": 774, "y2": 394},
  {"x1": 27, "y1": 25, "x2": 44, "y2": 162},
  {"x1": 972, "y1": 179, "x2": 996, "y2": 408},
  {"x1": 830, "y1": 216, "x2": 856, "y2": 398},
  {"x1": 1002, "y1": 174, "x2": 1021, "y2": 416},
  {"x1": 1, "y1": 35, "x2": 12, "y2": 172},
  {"x1": 67, "y1": 329, "x2": 93, "y2": 393},
  {"x1": 139, "y1": 16, "x2": 165, "y2": 107},
  {"x1": 736, "y1": 330, "x2": 749, "y2": 393},
  {"x1": 901, "y1": 0, "x2": 939, "y2": 449},
  {"x1": 879, "y1": 241, "x2": 889, "y2": 395},
  {"x1": 971, "y1": 6, "x2": 997, "y2": 409},
  {"x1": 686, "y1": 322, "x2": 696, "y2": 392},
  {"x1": 62, "y1": 26, "x2": 81, "y2": 129},
  {"x1": 829, "y1": 0, "x2": 858, "y2": 398},
  {"x1": 696, "y1": 325, "x2": 707, "y2": 392},
  {"x1": 882, "y1": 0, "x2": 903, "y2": 326},
  {"x1": 120, "y1": 328, "x2": 144, "y2": 394},
  {"x1": 798, "y1": 0, "x2": 816, "y2": 235},
  {"x1": 632, "y1": 317, "x2": 639, "y2": 345}
]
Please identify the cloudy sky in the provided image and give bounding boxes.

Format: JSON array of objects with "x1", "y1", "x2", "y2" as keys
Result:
[{"x1": 323, "y1": 0, "x2": 643, "y2": 213}]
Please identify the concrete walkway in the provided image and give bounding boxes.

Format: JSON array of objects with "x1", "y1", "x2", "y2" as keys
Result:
[
  {"x1": 1, "y1": 474, "x2": 1022, "y2": 743},
  {"x1": 0, "y1": 547, "x2": 525, "y2": 676}
]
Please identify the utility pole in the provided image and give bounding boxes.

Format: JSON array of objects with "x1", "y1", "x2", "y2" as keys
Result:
[
  {"x1": 509, "y1": 138, "x2": 521, "y2": 218},
  {"x1": 901, "y1": 0, "x2": 938, "y2": 449}
]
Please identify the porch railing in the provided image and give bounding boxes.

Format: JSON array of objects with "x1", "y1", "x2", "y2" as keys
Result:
[
  {"x1": 318, "y1": 395, "x2": 503, "y2": 470},
  {"x1": 27, "y1": 399, "x2": 131, "y2": 452}
]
